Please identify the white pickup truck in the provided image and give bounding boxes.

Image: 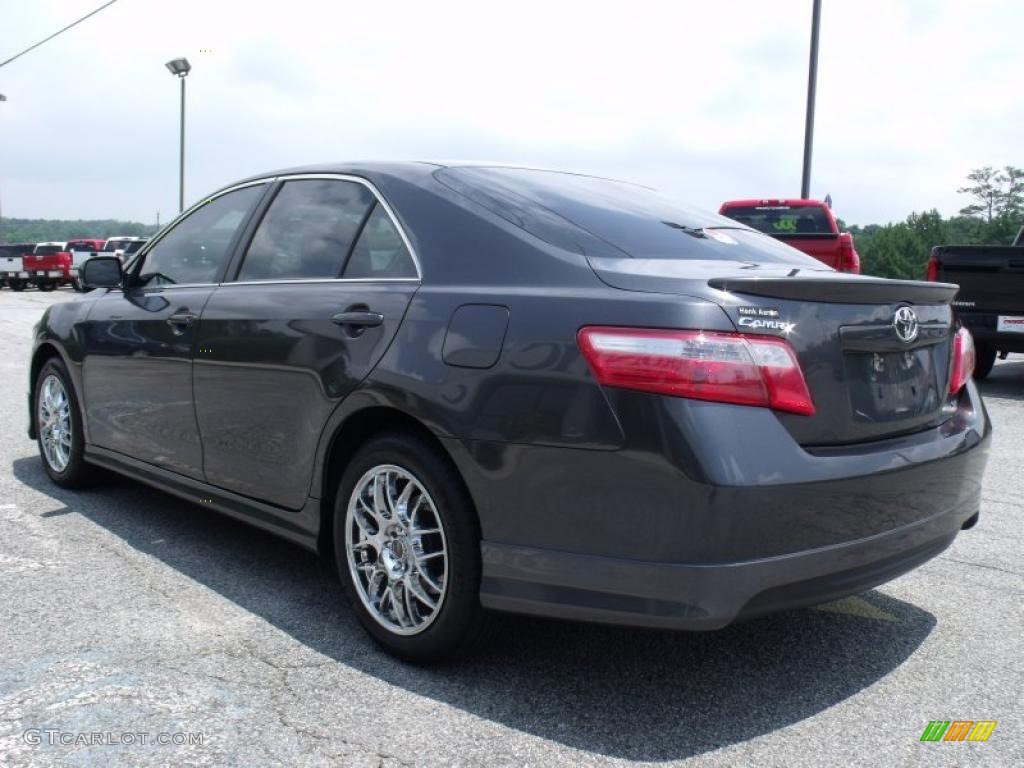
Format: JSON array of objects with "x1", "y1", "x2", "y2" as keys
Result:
[
  {"x1": 0, "y1": 243, "x2": 34, "y2": 290},
  {"x1": 68, "y1": 236, "x2": 148, "y2": 291}
]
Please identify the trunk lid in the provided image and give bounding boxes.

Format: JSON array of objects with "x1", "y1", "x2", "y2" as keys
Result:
[{"x1": 589, "y1": 257, "x2": 959, "y2": 446}]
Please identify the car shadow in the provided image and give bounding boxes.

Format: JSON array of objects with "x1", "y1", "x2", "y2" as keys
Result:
[
  {"x1": 11, "y1": 456, "x2": 936, "y2": 762},
  {"x1": 977, "y1": 359, "x2": 1024, "y2": 402}
]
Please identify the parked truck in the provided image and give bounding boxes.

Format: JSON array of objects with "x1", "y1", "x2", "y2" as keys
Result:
[
  {"x1": 0, "y1": 243, "x2": 35, "y2": 290},
  {"x1": 22, "y1": 242, "x2": 73, "y2": 291},
  {"x1": 926, "y1": 225, "x2": 1024, "y2": 378},
  {"x1": 66, "y1": 238, "x2": 107, "y2": 292},
  {"x1": 719, "y1": 198, "x2": 861, "y2": 273}
]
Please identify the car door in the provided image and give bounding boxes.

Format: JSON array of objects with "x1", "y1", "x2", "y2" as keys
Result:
[
  {"x1": 193, "y1": 176, "x2": 420, "y2": 509},
  {"x1": 81, "y1": 183, "x2": 268, "y2": 479}
]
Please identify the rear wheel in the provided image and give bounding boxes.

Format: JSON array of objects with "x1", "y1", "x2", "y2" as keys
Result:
[
  {"x1": 333, "y1": 432, "x2": 495, "y2": 663},
  {"x1": 974, "y1": 344, "x2": 997, "y2": 381},
  {"x1": 10, "y1": 279, "x2": 25, "y2": 291},
  {"x1": 39, "y1": 281, "x2": 56, "y2": 292},
  {"x1": 35, "y1": 358, "x2": 94, "y2": 488}
]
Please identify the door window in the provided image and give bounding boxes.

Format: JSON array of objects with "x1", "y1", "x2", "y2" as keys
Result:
[
  {"x1": 136, "y1": 185, "x2": 264, "y2": 286},
  {"x1": 343, "y1": 203, "x2": 418, "y2": 279},
  {"x1": 236, "y1": 179, "x2": 375, "y2": 281}
]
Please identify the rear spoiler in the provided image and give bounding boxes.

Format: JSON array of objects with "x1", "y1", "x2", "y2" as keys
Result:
[{"x1": 708, "y1": 275, "x2": 959, "y2": 305}]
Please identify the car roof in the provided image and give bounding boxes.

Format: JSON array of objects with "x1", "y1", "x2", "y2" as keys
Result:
[{"x1": 227, "y1": 161, "x2": 649, "y2": 194}]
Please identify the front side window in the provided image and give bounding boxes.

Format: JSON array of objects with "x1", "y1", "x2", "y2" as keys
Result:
[
  {"x1": 237, "y1": 179, "x2": 375, "y2": 282},
  {"x1": 135, "y1": 185, "x2": 264, "y2": 286}
]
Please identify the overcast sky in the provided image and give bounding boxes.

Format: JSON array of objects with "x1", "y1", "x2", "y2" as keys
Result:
[{"x1": 1, "y1": 0, "x2": 1021, "y2": 226}]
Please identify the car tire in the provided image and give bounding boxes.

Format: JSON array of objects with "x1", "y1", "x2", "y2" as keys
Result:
[
  {"x1": 39, "y1": 282, "x2": 55, "y2": 292},
  {"x1": 333, "y1": 431, "x2": 497, "y2": 663},
  {"x1": 10, "y1": 280, "x2": 25, "y2": 291},
  {"x1": 34, "y1": 357, "x2": 95, "y2": 489},
  {"x1": 974, "y1": 344, "x2": 997, "y2": 381}
]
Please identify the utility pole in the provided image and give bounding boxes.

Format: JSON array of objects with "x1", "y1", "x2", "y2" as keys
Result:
[{"x1": 801, "y1": 0, "x2": 822, "y2": 199}]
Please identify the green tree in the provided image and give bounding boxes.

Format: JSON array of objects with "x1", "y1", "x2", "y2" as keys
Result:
[
  {"x1": 957, "y1": 166, "x2": 1001, "y2": 222},
  {"x1": 996, "y1": 165, "x2": 1024, "y2": 220}
]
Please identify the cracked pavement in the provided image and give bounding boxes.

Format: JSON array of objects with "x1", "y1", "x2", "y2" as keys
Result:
[{"x1": 0, "y1": 290, "x2": 1021, "y2": 767}]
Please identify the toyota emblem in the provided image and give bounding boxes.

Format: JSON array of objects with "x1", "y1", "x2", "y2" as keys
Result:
[{"x1": 894, "y1": 306, "x2": 919, "y2": 343}]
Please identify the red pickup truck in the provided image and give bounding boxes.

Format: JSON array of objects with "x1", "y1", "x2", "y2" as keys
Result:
[
  {"x1": 22, "y1": 242, "x2": 73, "y2": 291},
  {"x1": 719, "y1": 198, "x2": 860, "y2": 273}
]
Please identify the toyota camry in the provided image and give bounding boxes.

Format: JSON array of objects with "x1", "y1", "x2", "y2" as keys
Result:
[{"x1": 29, "y1": 163, "x2": 991, "y2": 661}]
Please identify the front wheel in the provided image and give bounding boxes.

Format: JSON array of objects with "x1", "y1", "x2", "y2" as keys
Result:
[
  {"x1": 35, "y1": 358, "x2": 94, "y2": 488},
  {"x1": 974, "y1": 344, "x2": 997, "y2": 381},
  {"x1": 333, "y1": 432, "x2": 496, "y2": 663}
]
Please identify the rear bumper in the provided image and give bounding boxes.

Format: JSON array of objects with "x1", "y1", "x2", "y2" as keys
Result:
[
  {"x1": 451, "y1": 381, "x2": 990, "y2": 630},
  {"x1": 959, "y1": 311, "x2": 1024, "y2": 352},
  {"x1": 480, "y1": 500, "x2": 969, "y2": 630}
]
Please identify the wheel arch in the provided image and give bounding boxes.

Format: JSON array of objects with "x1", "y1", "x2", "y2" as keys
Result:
[
  {"x1": 28, "y1": 342, "x2": 72, "y2": 440},
  {"x1": 317, "y1": 405, "x2": 477, "y2": 557}
]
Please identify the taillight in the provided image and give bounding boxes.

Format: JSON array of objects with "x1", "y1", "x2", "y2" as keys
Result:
[
  {"x1": 577, "y1": 327, "x2": 815, "y2": 416},
  {"x1": 838, "y1": 235, "x2": 860, "y2": 274},
  {"x1": 949, "y1": 327, "x2": 975, "y2": 394},
  {"x1": 926, "y1": 254, "x2": 940, "y2": 282}
]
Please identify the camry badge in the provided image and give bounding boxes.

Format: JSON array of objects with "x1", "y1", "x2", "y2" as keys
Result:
[{"x1": 894, "y1": 306, "x2": 919, "y2": 343}]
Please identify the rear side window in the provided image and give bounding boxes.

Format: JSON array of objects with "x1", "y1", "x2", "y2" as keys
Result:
[
  {"x1": 343, "y1": 204, "x2": 417, "y2": 279},
  {"x1": 721, "y1": 205, "x2": 834, "y2": 235},
  {"x1": 237, "y1": 179, "x2": 374, "y2": 281},
  {"x1": 436, "y1": 166, "x2": 818, "y2": 266}
]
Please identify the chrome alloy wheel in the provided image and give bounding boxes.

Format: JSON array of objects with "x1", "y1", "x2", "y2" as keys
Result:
[
  {"x1": 38, "y1": 374, "x2": 72, "y2": 473},
  {"x1": 345, "y1": 464, "x2": 448, "y2": 635}
]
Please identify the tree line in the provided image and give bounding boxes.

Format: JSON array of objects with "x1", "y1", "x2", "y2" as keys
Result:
[
  {"x1": 843, "y1": 165, "x2": 1023, "y2": 280},
  {"x1": 0, "y1": 218, "x2": 159, "y2": 245}
]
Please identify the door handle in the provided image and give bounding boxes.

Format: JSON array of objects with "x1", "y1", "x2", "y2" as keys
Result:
[
  {"x1": 167, "y1": 311, "x2": 197, "y2": 329},
  {"x1": 332, "y1": 311, "x2": 384, "y2": 328}
]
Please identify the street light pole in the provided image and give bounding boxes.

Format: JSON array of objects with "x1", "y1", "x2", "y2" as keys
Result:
[
  {"x1": 0, "y1": 93, "x2": 6, "y2": 239},
  {"x1": 165, "y1": 58, "x2": 192, "y2": 213},
  {"x1": 178, "y1": 74, "x2": 186, "y2": 213},
  {"x1": 800, "y1": 0, "x2": 822, "y2": 199}
]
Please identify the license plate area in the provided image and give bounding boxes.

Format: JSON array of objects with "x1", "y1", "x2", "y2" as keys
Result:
[
  {"x1": 845, "y1": 348, "x2": 941, "y2": 422},
  {"x1": 997, "y1": 315, "x2": 1024, "y2": 333}
]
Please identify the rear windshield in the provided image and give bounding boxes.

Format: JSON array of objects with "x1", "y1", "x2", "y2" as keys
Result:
[
  {"x1": 436, "y1": 166, "x2": 817, "y2": 265},
  {"x1": 721, "y1": 205, "x2": 835, "y2": 236},
  {"x1": 34, "y1": 245, "x2": 64, "y2": 255},
  {"x1": 123, "y1": 240, "x2": 146, "y2": 254}
]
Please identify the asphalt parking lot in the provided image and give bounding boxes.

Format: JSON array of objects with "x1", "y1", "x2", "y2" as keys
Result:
[{"x1": 0, "y1": 288, "x2": 1021, "y2": 768}]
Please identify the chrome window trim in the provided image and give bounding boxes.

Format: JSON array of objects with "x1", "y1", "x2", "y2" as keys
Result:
[
  {"x1": 134, "y1": 172, "x2": 423, "y2": 286},
  {"x1": 135, "y1": 178, "x2": 274, "y2": 261},
  {"x1": 234, "y1": 172, "x2": 423, "y2": 282},
  {"x1": 225, "y1": 277, "x2": 421, "y2": 287}
]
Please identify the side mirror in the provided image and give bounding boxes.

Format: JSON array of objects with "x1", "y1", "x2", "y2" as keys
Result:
[{"x1": 81, "y1": 256, "x2": 123, "y2": 289}]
